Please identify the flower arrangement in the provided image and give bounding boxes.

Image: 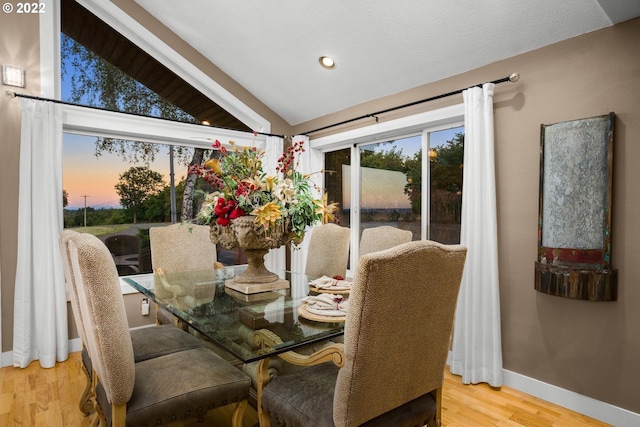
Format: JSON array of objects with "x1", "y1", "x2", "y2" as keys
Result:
[{"x1": 190, "y1": 138, "x2": 337, "y2": 243}]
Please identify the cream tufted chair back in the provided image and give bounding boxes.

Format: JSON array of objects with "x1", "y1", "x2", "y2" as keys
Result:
[
  {"x1": 304, "y1": 223, "x2": 351, "y2": 279},
  {"x1": 334, "y1": 240, "x2": 466, "y2": 426},
  {"x1": 359, "y1": 225, "x2": 413, "y2": 257},
  {"x1": 149, "y1": 223, "x2": 217, "y2": 273}
]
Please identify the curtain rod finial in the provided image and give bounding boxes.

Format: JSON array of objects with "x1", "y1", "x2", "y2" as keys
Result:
[
  {"x1": 509, "y1": 73, "x2": 520, "y2": 82},
  {"x1": 5, "y1": 89, "x2": 16, "y2": 98}
]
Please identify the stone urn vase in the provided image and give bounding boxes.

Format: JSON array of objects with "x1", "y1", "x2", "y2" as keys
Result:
[{"x1": 210, "y1": 215, "x2": 302, "y2": 293}]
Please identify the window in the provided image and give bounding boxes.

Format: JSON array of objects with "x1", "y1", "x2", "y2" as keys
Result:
[
  {"x1": 59, "y1": 4, "x2": 260, "y2": 274},
  {"x1": 357, "y1": 135, "x2": 421, "y2": 242},
  {"x1": 313, "y1": 105, "x2": 464, "y2": 271}
]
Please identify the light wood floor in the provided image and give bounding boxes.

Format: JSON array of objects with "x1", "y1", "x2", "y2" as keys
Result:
[{"x1": 0, "y1": 351, "x2": 611, "y2": 427}]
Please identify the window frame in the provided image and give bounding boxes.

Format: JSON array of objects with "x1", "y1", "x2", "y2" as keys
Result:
[
  {"x1": 41, "y1": 0, "x2": 275, "y2": 292},
  {"x1": 310, "y1": 104, "x2": 464, "y2": 273}
]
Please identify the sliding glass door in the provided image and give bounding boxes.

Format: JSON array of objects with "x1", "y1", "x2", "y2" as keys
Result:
[
  {"x1": 358, "y1": 135, "x2": 421, "y2": 242},
  {"x1": 323, "y1": 125, "x2": 464, "y2": 270}
]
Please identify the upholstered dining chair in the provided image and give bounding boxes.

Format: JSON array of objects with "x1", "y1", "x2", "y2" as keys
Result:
[
  {"x1": 149, "y1": 223, "x2": 217, "y2": 272},
  {"x1": 149, "y1": 223, "x2": 217, "y2": 325},
  {"x1": 304, "y1": 223, "x2": 351, "y2": 279},
  {"x1": 359, "y1": 225, "x2": 413, "y2": 257},
  {"x1": 59, "y1": 230, "x2": 207, "y2": 416},
  {"x1": 67, "y1": 232, "x2": 251, "y2": 427},
  {"x1": 257, "y1": 240, "x2": 467, "y2": 427}
]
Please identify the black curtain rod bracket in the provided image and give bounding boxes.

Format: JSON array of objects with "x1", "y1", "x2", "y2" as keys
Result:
[{"x1": 302, "y1": 73, "x2": 520, "y2": 135}]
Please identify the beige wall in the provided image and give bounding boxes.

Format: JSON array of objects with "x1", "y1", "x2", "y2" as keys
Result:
[
  {"x1": 1, "y1": 4, "x2": 638, "y2": 417},
  {"x1": 294, "y1": 18, "x2": 640, "y2": 414}
]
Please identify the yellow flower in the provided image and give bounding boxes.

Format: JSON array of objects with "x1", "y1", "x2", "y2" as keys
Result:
[
  {"x1": 314, "y1": 193, "x2": 339, "y2": 224},
  {"x1": 203, "y1": 158, "x2": 222, "y2": 175},
  {"x1": 264, "y1": 175, "x2": 277, "y2": 192},
  {"x1": 251, "y1": 201, "x2": 282, "y2": 228}
]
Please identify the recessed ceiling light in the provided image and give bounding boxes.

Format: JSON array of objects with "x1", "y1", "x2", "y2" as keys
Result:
[{"x1": 319, "y1": 56, "x2": 336, "y2": 70}]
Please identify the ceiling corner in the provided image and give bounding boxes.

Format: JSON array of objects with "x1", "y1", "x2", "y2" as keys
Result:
[{"x1": 595, "y1": 0, "x2": 640, "y2": 24}]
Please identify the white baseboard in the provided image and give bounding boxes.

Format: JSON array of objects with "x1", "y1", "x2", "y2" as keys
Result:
[
  {"x1": 502, "y1": 369, "x2": 639, "y2": 427},
  {"x1": 445, "y1": 351, "x2": 638, "y2": 427},
  {"x1": 1, "y1": 350, "x2": 12, "y2": 368},
  {"x1": 68, "y1": 337, "x2": 83, "y2": 353}
]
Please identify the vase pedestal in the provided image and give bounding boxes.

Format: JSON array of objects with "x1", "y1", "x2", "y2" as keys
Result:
[
  {"x1": 224, "y1": 246, "x2": 291, "y2": 294},
  {"x1": 225, "y1": 278, "x2": 290, "y2": 295},
  {"x1": 210, "y1": 216, "x2": 297, "y2": 294}
]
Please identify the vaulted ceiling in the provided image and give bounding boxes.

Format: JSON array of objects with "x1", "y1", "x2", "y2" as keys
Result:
[
  {"x1": 67, "y1": 0, "x2": 640, "y2": 129},
  {"x1": 134, "y1": 0, "x2": 640, "y2": 126}
]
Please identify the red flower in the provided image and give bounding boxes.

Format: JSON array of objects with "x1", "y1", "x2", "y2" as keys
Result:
[
  {"x1": 212, "y1": 139, "x2": 226, "y2": 154},
  {"x1": 229, "y1": 207, "x2": 246, "y2": 219},
  {"x1": 214, "y1": 198, "x2": 245, "y2": 225}
]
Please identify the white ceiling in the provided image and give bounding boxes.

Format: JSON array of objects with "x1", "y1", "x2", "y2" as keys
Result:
[{"x1": 135, "y1": 0, "x2": 640, "y2": 126}]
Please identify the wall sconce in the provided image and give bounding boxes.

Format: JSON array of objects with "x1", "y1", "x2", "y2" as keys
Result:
[{"x1": 2, "y1": 64, "x2": 25, "y2": 88}]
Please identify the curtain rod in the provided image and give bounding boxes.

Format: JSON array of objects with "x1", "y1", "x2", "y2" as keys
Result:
[
  {"x1": 301, "y1": 73, "x2": 520, "y2": 136},
  {"x1": 3, "y1": 89, "x2": 286, "y2": 139}
]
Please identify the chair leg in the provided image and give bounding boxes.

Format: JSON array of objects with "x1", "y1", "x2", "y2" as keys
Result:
[
  {"x1": 79, "y1": 367, "x2": 95, "y2": 415},
  {"x1": 231, "y1": 400, "x2": 248, "y2": 427},
  {"x1": 435, "y1": 387, "x2": 443, "y2": 427},
  {"x1": 256, "y1": 358, "x2": 272, "y2": 427},
  {"x1": 89, "y1": 412, "x2": 100, "y2": 427},
  {"x1": 112, "y1": 403, "x2": 127, "y2": 427}
]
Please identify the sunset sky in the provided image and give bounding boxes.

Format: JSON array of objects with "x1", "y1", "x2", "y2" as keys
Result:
[{"x1": 63, "y1": 133, "x2": 174, "y2": 210}]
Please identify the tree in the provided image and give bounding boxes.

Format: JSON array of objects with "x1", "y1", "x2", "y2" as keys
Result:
[
  {"x1": 62, "y1": 34, "x2": 208, "y2": 221},
  {"x1": 434, "y1": 132, "x2": 464, "y2": 166},
  {"x1": 62, "y1": 189, "x2": 69, "y2": 208},
  {"x1": 360, "y1": 144, "x2": 405, "y2": 171},
  {"x1": 114, "y1": 167, "x2": 164, "y2": 223},
  {"x1": 142, "y1": 180, "x2": 186, "y2": 222}
]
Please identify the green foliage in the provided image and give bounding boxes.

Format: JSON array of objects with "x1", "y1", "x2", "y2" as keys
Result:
[
  {"x1": 141, "y1": 180, "x2": 185, "y2": 222},
  {"x1": 64, "y1": 207, "x2": 127, "y2": 228},
  {"x1": 360, "y1": 144, "x2": 405, "y2": 171},
  {"x1": 114, "y1": 166, "x2": 165, "y2": 223},
  {"x1": 137, "y1": 228, "x2": 150, "y2": 249},
  {"x1": 61, "y1": 33, "x2": 197, "y2": 166},
  {"x1": 434, "y1": 132, "x2": 464, "y2": 166},
  {"x1": 403, "y1": 150, "x2": 422, "y2": 213}
]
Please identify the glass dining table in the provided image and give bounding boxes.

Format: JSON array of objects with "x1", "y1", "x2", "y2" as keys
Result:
[{"x1": 124, "y1": 266, "x2": 345, "y2": 364}]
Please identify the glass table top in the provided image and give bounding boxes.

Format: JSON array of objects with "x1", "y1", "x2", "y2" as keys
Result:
[{"x1": 124, "y1": 266, "x2": 345, "y2": 363}]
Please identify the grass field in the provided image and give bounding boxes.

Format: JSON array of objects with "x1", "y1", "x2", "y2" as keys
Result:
[{"x1": 67, "y1": 224, "x2": 131, "y2": 237}]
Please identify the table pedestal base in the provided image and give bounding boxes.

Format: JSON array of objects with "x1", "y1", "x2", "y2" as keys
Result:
[{"x1": 225, "y1": 278, "x2": 290, "y2": 294}]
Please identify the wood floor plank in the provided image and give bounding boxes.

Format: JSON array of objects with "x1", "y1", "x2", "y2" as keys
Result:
[{"x1": 0, "y1": 352, "x2": 613, "y2": 427}]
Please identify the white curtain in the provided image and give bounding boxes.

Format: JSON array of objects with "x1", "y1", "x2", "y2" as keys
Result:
[
  {"x1": 13, "y1": 99, "x2": 68, "y2": 368},
  {"x1": 449, "y1": 83, "x2": 503, "y2": 387},
  {"x1": 263, "y1": 135, "x2": 287, "y2": 274},
  {"x1": 289, "y1": 135, "x2": 324, "y2": 296}
]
